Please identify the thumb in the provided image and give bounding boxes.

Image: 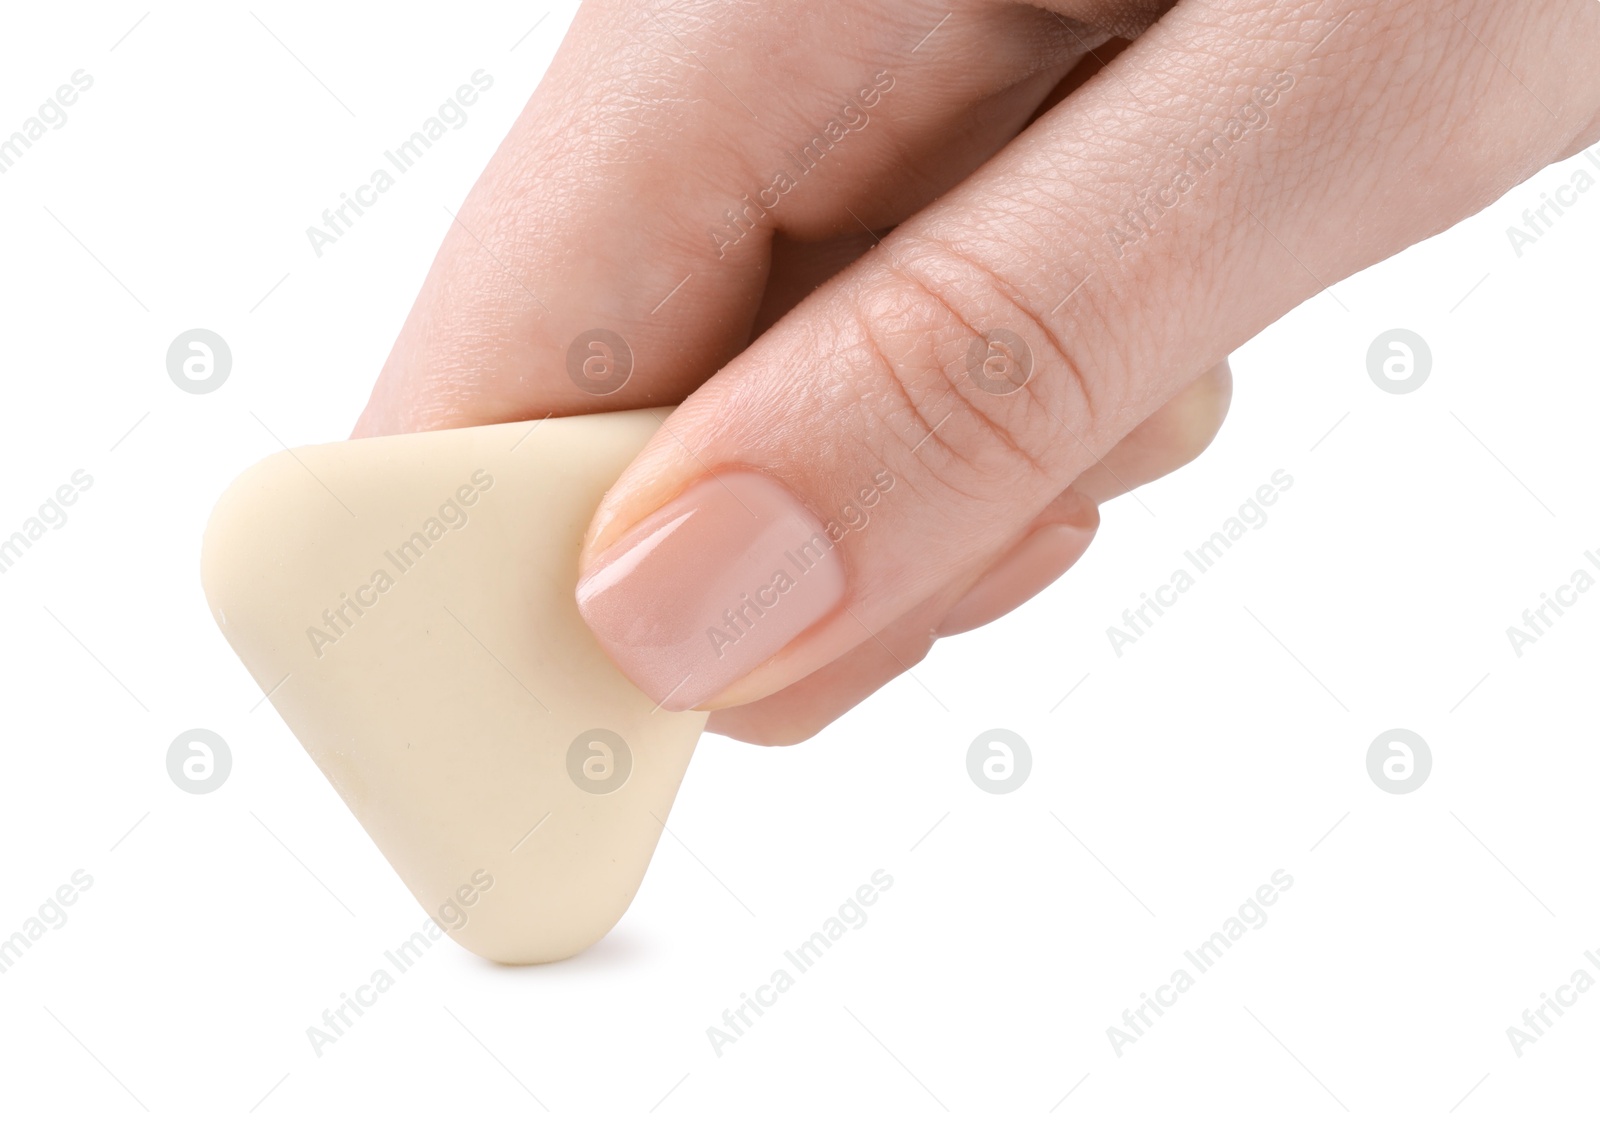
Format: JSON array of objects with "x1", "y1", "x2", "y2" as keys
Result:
[{"x1": 576, "y1": 0, "x2": 1600, "y2": 712}]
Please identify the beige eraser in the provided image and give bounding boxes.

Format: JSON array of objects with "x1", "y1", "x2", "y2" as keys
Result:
[{"x1": 201, "y1": 411, "x2": 705, "y2": 964}]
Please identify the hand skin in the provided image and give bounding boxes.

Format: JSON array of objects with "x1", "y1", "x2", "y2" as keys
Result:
[{"x1": 357, "y1": 0, "x2": 1600, "y2": 744}]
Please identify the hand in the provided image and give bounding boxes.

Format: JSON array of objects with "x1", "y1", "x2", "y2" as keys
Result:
[{"x1": 356, "y1": 0, "x2": 1600, "y2": 743}]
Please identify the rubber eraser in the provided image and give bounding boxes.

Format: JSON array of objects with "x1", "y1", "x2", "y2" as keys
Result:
[{"x1": 201, "y1": 411, "x2": 705, "y2": 963}]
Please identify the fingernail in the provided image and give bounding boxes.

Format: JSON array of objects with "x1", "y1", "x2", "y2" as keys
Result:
[
  {"x1": 934, "y1": 522, "x2": 1096, "y2": 638},
  {"x1": 576, "y1": 471, "x2": 847, "y2": 709}
]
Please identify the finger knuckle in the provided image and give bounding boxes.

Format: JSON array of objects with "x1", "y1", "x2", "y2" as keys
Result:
[{"x1": 848, "y1": 238, "x2": 1105, "y2": 498}]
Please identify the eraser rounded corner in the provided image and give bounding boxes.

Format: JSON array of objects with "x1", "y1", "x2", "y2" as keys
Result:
[{"x1": 201, "y1": 412, "x2": 705, "y2": 964}]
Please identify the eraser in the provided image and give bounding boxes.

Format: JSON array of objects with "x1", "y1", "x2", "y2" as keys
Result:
[{"x1": 202, "y1": 410, "x2": 705, "y2": 963}]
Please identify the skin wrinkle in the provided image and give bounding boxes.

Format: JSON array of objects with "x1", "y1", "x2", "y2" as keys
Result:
[
  {"x1": 365, "y1": 3, "x2": 1169, "y2": 437},
  {"x1": 732, "y1": 2, "x2": 1574, "y2": 704},
  {"x1": 864, "y1": 259, "x2": 1036, "y2": 473},
  {"x1": 708, "y1": 373, "x2": 1215, "y2": 741},
  {"x1": 736, "y1": 72, "x2": 1209, "y2": 652},
  {"x1": 938, "y1": 262, "x2": 1115, "y2": 486},
  {"x1": 528, "y1": 26, "x2": 1049, "y2": 419},
  {"x1": 359, "y1": 0, "x2": 1600, "y2": 738},
  {"x1": 840, "y1": 349, "x2": 1001, "y2": 548},
  {"x1": 842, "y1": 309, "x2": 1005, "y2": 511},
  {"x1": 911, "y1": 231, "x2": 1106, "y2": 441},
  {"x1": 816, "y1": 332, "x2": 971, "y2": 516},
  {"x1": 929, "y1": 53, "x2": 1278, "y2": 416},
  {"x1": 862, "y1": 257, "x2": 1062, "y2": 488}
]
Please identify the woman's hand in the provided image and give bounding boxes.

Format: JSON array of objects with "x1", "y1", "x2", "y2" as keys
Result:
[{"x1": 355, "y1": 0, "x2": 1600, "y2": 743}]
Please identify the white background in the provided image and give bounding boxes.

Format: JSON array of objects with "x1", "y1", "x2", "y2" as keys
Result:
[{"x1": 1, "y1": 3, "x2": 1596, "y2": 1122}]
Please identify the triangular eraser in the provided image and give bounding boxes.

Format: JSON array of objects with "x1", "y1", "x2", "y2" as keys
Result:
[{"x1": 202, "y1": 411, "x2": 704, "y2": 963}]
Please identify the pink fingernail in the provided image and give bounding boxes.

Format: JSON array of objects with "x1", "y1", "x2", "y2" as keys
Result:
[
  {"x1": 934, "y1": 522, "x2": 1096, "y2": 638},
  {"x1": 575, "y1": 471, "x2": 847, "y2": 709}
]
